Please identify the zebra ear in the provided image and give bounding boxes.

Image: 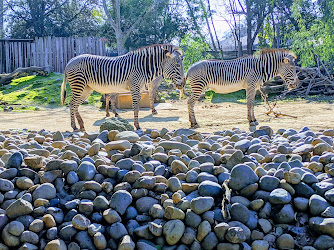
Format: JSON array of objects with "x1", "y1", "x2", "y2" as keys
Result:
[
  {"x1": 283, "y1": 58, "x2": 290, "y2": 64},
  {"x1": 163, "y1": 49, "x2": 174, "y2": 58}
]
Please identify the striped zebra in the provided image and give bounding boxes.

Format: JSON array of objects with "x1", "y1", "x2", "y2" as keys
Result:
[
  {"x1": 186, "y1": 49, "x2": 299, "y2": 129},
  {"x1": 61, "y1": 45, "x2": 185, "y2": 131},
  {"x1": 104, "y1": 75, "x2": 164, "y2": 117}
]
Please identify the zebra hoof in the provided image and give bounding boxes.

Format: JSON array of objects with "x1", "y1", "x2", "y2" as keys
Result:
[
  {"x1": 250, "y1": 121, "x2": 258, "y2": 126},
  {"x1": 115, "y1": 113, "x2": 120, "y2": 117},
  {"x1": 80, "y1": 128, "x2": 86, "y2": 132},
  {"x1": 190, "y1": 123, "x2": 200, "y2": 129},
  {"x1": 152, "y1": 110, "x2": 158, "y2": 115},
  {"x1": 106, "y1": 113, "x2": 110, "y2": 117},
  {"x1": 249, "y1": 125, "x2": 257, "y2": 132}
]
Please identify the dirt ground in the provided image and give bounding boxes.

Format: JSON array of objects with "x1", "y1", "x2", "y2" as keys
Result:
[{"x1": 0, "y1": 99, "x2": 333, "y2": 133}]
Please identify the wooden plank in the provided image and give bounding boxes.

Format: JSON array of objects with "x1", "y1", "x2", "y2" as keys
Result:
[
  {"x1": 31, "y1": 40, "x2": 35, "y2": 66},
  {"x1": 18, "y1": 42, "x2": 22, "y2": 67},
  {"x1": 14, "y1": 42, "x2": 19, "y2": 69},
  {"x1": 22, "y1": 42, "x2": 25, "y2": 67},
  {"x1": 44, "y1": 37, "x2": 47, "y2": 67},
  {"x1": 27, "y1": 41, "x2": 31, "y2": 67},
  {"x1": 52, "y1": 37, "x2": 56, "y2": 72},
  {"x1": 60, "y1": 37, "x2": 63, "y2": 72},
  {"x1": 56, "y1": 38, "x2": 60, "y2": 72},
  {"x1": 6, "y1": 42, "x2": 10, "y2": 72},
  {"x1": 63, "y1": 37, "x2": 67, "y2": 69}
]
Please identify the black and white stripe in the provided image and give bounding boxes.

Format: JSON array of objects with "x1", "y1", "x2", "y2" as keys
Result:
[
  {"x1": 61, "y1": 44, "x2": 185, "y2": 131},
  {"x1": 187, "y1": 49, "x2": 299, "y2": 129}
]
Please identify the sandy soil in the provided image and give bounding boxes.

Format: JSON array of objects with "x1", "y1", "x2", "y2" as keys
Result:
[{"x1": 0, "y1": 99, "x2": 333, "y2": 133}]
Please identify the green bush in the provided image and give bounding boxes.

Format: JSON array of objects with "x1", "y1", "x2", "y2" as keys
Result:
[{"x1": 100, "y1": 117, "x2": 134, "y2": 132}]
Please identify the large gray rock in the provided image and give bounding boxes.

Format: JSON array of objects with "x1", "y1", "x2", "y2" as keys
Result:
[
  {"x1": 163, "y1": 220, "x2": 185, "y2": 245},
  {"x1": 32, "y1": 183, "x2": 56, "y2": 200},
  {"x1": 229, "y1": 164, "x2": 259, "y2": 191},
  {"x1": 269, "y1": 188, "x2": 292, "y2": 205},
  {"x1": 231, "y1": 203, "x2": 250, "y2": 224},
  {"x1": 0, "y1": 178, "x2": 14, "y2": 192},
  {"x1": 114, "y1": 131, "x2": 139, "y2": 143},
  {"x1": 198, "y1": 180, "x2": 222, "y2": 197},
  {"x1": 109, "y1": 190, "x2": 133, "y2": 215},
  {"x1": 309, "y1": 217, "x2": 334, "y2": 238},
  {"x1": 136, "y1": 197, "x2": 159, "y2": 214},
  {"x1": 309, "y1": 194, "x2": 330, "y2": 216},
  {"x1": 6, "y1": 199, "x2": 33, "y2": 219},
  {"x1": 190, "y1": 197, "x2": 214, "y2": 214},
  {"x1": 76, "y1": 161, "x2": 96, "y2": 181}
]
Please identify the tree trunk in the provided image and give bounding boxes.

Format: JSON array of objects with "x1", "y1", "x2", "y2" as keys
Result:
[
  {"x1": 237, "y1": 41, "x2": 243, "y2": 57},
  {"x1": 200, "y1": 0, "x2": 218, "y2": 52},
  {"x1": 0, "y1": 0, "x2": 3, "y2": 38},
  {"x1": 0, "y1": 66, "x2": 53, "y2": 85},
  {"x1": 184, "y1": 0, "x2": 205, "y2": 41},
  {"x1": 246, "y1": 0, "x2": 253, "y2": 55},
  {"x1": 207, "y1": 0, "x2": 223, "y2": 59}
]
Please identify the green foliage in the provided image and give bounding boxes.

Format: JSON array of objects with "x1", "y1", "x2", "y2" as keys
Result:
[
  {"x1": 290, "y1": 0, "x2": 334, "y2": 70},
  {"x1": 259, "y1": 0, "x2": 334, "y2": 71},
  {"x1": 6, "y1": 0, "x2": 99, "y2": 38},
  {"x1": 0, "y1": 73, "x2": 101, "y2": 106},
  {"x1": 101, "y1": 0, "x2": 189, "y2": 51},
  {"x1": 100, "y1": 117, "x2": 134, "y2": 132},
  {"x1": 180, "y1": 34, "x2": 214, "y2": 71}
]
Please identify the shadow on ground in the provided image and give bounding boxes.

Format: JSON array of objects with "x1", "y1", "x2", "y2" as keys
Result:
[{"x1": 93, "y1": 114, "x2": 180, "y2": 127}]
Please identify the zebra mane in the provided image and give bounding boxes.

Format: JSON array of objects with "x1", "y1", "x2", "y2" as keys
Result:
[
  {"x1": 130, "y1": 44, "x2": 183, "y2": 56},
  {"x1": 255, "y1": 48, "x2": 297, "y2": 59}
]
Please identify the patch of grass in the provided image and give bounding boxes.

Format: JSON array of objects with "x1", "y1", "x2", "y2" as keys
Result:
[
  {"x1": 205, "y1": 89, "x2": 258, "y2": 104},
  {"x1": 0, "y1": 73, "x2": 102, "y2": 107}
]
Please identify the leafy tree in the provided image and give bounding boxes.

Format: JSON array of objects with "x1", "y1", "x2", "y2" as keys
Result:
[
  {"x1": 180, "y1": 34, "x2": 213, "y2": 71},
  {"x1": 102, "y1": 0, "x2": 166, "y2": 55},
  {"x1": 290, "y1": 0, "x2": 334, "y2": 70},
  {"x1": 5, "y1": 0, "x2": 100, "y2": 38}
]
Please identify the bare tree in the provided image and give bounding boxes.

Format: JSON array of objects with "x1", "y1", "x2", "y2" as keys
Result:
[
  {"x1": 206, "y1": 0, "x2": 223, "y2": 58},
  {"x1": 102, "y1": 0, "x2": 164, "y2": 55},
  {"x1": 184, "y1": 0, "x2": 205, "y2": 40},
  {"x1": 221, "y1": 0, "x2": 244, "y2": 56}
]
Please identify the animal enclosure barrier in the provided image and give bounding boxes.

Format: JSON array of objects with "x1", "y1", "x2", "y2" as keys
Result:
[{"x1": 0, "y1": 37, "x2": 107, "y2": 74}]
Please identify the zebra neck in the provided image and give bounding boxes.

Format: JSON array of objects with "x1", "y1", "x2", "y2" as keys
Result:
[{"x1": 258, "y1": 53, "x2": 281, "y2": 82}]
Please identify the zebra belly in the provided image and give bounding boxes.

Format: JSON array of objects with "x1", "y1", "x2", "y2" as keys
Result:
[
  {"x1": 88, "y1": 82, "x2": 130, "y2": 94},
  {"x1": 208, "y1": 82, "x2": 245, "y2": 94}
]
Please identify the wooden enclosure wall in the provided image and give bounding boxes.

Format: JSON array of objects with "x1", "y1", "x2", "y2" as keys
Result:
[{"x1": 0, "y1": 37, "x2": 107, "y2": 73}]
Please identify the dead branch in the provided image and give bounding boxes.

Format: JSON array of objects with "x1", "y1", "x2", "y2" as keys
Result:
[
  {"x1": 222, "y1": 180, "x2": 231, "y2": 220},
  {"x1": 0, "y1": 66, "x2": 53, "y2": 86}
]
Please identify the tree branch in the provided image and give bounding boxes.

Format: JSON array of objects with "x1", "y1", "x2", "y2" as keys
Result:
[
  {"x1": 123, "y1": 0, "x2": 164, "y2": 43},
  {"x1": 102, "y1": 0, "x2": 116, "y2": 30}
]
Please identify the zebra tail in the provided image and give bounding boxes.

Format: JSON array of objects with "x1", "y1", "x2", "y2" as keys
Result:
[{"x1": 60, "y1": 72, "x2": 67, "y2": 106}]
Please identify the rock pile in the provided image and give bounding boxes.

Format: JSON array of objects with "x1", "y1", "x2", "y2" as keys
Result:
[{"x1": 1, "y1": 126, "x2": 334, "y2": 249}]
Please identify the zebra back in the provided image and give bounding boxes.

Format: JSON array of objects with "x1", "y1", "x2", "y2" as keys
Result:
[
  {"x1": 186, "y1": 49, "x2": 296, "y2": 86},
  {"x1": 64, "y1": 44, "x2": 183, "y2": 87}
]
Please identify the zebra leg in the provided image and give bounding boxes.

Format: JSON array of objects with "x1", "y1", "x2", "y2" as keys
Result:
[
  {"x1": 74, "y1": 86, "x2": 93, "y2": 131},
  {"x1": 111, "y1": 94, "x2": 119, "y2": 117},
  {"x1": 246, "y1": 85, "x2": 258, "y2": 127},
  {"x1": 188, "y1": 94, "x2": 201, "y2": 129},
  {"x1": 130, "y1": 86, "x2": 142, "y2": 130},
  {"x1": 149, "y1": 76, "x2": 163, "y2": 115},
  {"x1": 69, "y1": 98, "x2": 78, "y2": 131},
  {"x1": 105, "y1": 94, "x2": 111, "y2": 117}
]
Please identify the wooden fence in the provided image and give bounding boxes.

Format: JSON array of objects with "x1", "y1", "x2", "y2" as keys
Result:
[{"x1": 0, "y1": 37, "x2": 107, "y2": 73}]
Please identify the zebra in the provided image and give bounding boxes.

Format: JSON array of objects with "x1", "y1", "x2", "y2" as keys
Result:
[
  {"x1": 61, "y1": 44, "x2": 185, "y2": 131},
  {"x1": 104, "y1": 75, "x2": 164, "y2": 117},
  {"x1": 186, "y1": 48, "x2": 299, "y2": 129}
]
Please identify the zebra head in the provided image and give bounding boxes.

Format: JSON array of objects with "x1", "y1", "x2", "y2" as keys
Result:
[
  {"x1": 162, "y1": 48, "x2": 186, "y2": 90},
  {"x1": 278, "y1": 53, "x2": 299, "y2": 90}
]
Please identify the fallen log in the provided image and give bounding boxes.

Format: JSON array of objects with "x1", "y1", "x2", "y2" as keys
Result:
[{"x1": 0, "y1": 66, "x2": 53, "y2": 86}]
